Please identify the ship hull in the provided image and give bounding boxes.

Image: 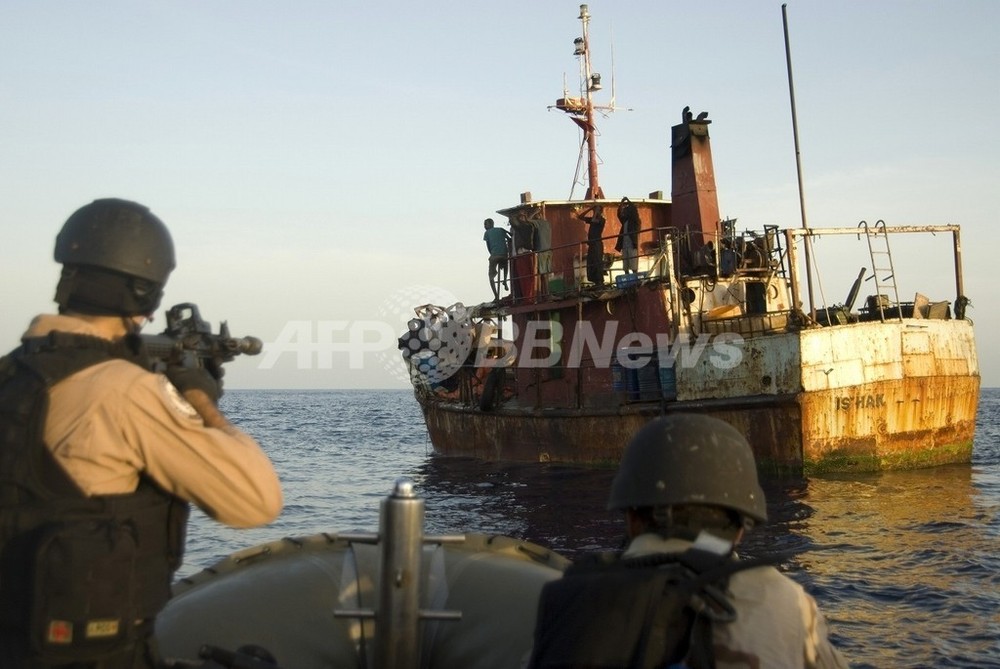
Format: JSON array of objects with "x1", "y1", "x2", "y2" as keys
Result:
[{"x1": 415, "y1": 319, "x2": 980, "y2": 476}]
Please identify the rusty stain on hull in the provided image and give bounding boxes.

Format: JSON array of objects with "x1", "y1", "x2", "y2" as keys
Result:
[
  {"x1": 416, "y1": 372, "x2": 979, "y2": 477},
  {"x1": 799, "y1": 375, "x2": 979, "y2": 473}
]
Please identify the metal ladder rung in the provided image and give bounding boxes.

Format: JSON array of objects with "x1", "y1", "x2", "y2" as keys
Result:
[{"x1": 859, "y1": 220, "x2": 902, "y2": 320}]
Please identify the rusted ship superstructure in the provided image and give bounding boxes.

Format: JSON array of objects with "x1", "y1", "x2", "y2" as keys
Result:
[{"x1": 398, "y1": 6, "x2": 979, "y2": 475}]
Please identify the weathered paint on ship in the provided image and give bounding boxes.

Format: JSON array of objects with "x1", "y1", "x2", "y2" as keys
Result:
[
  {"x1": 418, "y1": 377, "x2": 977, "y2": 476},
  {"x1": 415, "y1": 316, "x2": 979, "y2": 476},
  {"x1": 799, "y1": 377, "x2": 978, "y2": 473}
]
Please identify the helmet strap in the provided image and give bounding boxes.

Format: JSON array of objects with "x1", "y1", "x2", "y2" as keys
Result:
[{"x1": 648, "y1": 505, "x2": 743, "y2": 543}]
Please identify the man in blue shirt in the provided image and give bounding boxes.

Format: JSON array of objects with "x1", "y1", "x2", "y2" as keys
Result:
[{"x1": 483, "y1": 218, "x2": 511, "y2": 301}]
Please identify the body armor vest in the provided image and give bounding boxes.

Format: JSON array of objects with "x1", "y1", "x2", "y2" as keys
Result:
[
  {"x1": 0, "y1": 332, "x2": 188, "y2": 663},
  {"x1": 528, "y1": 548, "x2": 777, "y2": 669}
]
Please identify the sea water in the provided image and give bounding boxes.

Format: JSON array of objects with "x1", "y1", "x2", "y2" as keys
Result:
[{"x1": 181, "y1": 388, "x2": 1000, "y2": 668}]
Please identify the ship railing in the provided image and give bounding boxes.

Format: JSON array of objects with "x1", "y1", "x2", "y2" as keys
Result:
[
  {"x1": 782, "y1": 224, "x2": 967, "y2": 326},
  {"x1": 333, "y1": 479, "x2": 464, "y2": 669},
  {"x1": 672, "y1": 223, "x2": 965, "y2": 330},
  {"x1": 501, "y1": 223, "x2": 677, "y2": 306},
  {"x1": 499, "y1": 222, "x2": 790, "y2": 307},
  {"x1": 678, "y1": 225, "x2": 786, "y2": 280}
]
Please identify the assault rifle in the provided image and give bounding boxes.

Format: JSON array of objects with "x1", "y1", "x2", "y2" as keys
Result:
[
  {"x1": 162, "y1": 643, "x2": 283, "y2": 669},
  {"x1": 197, "y1": 645, "x2": 284, "y2": 669},
  {"x1": 141, "y1": 303, "x2": 262, "y2": 374}
]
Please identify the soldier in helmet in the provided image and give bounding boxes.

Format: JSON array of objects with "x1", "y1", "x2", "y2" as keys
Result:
[
  {"x1": 529, "y1": 414, "x2": 847, "y2": 669},
  {"x1": 0, "y1": 199, "x2": 283, "y2": 668}
]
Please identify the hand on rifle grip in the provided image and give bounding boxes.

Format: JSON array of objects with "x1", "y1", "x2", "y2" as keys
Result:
[{"x1": 166, "y1": 365, "x2": 223, "y2": 404}]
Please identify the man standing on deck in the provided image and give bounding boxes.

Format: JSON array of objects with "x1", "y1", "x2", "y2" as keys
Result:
[
  {"x1": 576, "y1": 204, "x2": 606, "y2": 286},
  {"x1": 525, "y1": 208, "x2": 552, "y2": 294},
  {"x1": 483, "y1": 217, "x2": 511, "y2": 302},
  {"x1": 0, "y1": 198, "x2": 283, "y2": 669},
  {"x1": 528, "y1": 414, "x2": 848, "y2": 669},
  {"x1": 616, "y1": 196, "x2": 640, "y2": 275}
]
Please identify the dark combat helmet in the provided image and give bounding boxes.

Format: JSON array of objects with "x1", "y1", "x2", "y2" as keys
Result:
[
  {"x1": 53, "y1": 198, "x2": 175, "y2": 316},
  {"x1": 608, "y1": 414, "x2": 767, "y2": 523}
]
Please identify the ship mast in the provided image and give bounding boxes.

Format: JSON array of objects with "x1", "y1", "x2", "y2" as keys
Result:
[
  {"x1": 781, "y1": 4, "x2": 817, "y2": 321},
  {"x1": 578, "y1": 4, "x2": 602, "y2": 200},
  {"x1": 554, "y1": 4, "x2": 615, "y2": 200}
]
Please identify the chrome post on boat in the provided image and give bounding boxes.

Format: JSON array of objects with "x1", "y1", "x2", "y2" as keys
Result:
[
  {"x1": 375, "y1": 478, "x2": 424, "y2": 669},
  {"x1": 333, "y1": 480, "x2": 463, "y2": 668}
]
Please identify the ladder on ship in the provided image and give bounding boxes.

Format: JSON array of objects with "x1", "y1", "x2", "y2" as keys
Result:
[
  {"x1": 859, "y1": 219, "x2": 901, "y2": 321},
  {"x1": 763, "y1": 224, "x2": 787, "y2": 279}
]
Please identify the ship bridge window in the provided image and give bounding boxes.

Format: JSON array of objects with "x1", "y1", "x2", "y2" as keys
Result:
[{"x1": 746, "y1": 282, "x2": 767, "y2": 315}]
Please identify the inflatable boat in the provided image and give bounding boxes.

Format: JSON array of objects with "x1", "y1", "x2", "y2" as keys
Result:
[{"x1": 156, "y1": 480, "x2": 570, "y2": 668}]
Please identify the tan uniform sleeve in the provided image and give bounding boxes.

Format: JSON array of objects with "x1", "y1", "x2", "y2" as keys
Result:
[
  {"x1": 715, "y1": 567, "x2": 849, "y2": 669},
  {"x1": 800, "y1": 589, "x2": 851, "y2": 669},
  {"x1": 46, "y1": 360, "x2": 283, "y2": 528}
]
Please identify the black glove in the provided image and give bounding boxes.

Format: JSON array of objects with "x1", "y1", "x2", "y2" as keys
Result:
[{"x1": 166, "y1": 365, "x2": 223, "y2": 404}]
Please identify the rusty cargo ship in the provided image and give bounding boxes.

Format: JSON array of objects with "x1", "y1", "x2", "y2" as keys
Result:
[{"x1": 398, "y1": 6, "x2": 979, "y2": 475}]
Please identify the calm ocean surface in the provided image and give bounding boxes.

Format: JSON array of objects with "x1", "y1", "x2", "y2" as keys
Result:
[{"x1": 181, "y1": 388, "x2": 1000, "y2": 668}]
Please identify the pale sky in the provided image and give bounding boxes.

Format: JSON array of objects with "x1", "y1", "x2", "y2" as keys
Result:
[{"x1": 2, "y1": 1, "x2": 997, "y2": 389}]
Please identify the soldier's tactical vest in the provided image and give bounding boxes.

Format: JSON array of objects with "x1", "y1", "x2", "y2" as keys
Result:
[
  {"x1": 528, "y1": 547, "x2": 777, "y2": 669},
  {"x1": 0, "y1": 332, "x2": 188, "y2": 664}
]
